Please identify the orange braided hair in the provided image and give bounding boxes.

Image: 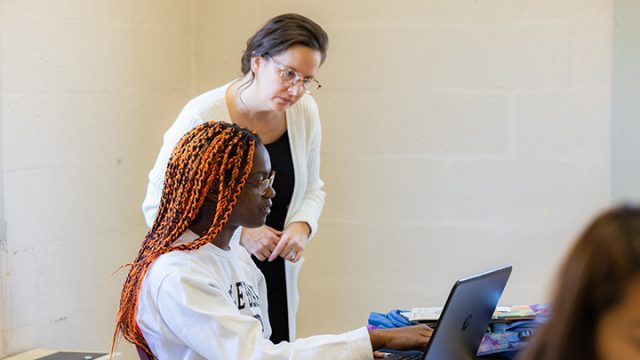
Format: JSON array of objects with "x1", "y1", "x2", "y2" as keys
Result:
[{"x1": 111, "y1": 121, "x2": 260, "y2": 359}]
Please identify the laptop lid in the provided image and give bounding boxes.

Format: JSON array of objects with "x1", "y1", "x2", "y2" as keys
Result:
[{"x1": 423, "y1": 265, "x2": 512, "y2": 360}]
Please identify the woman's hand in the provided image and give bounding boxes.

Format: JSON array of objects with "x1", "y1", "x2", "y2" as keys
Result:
[
  {"x1": 368, "y1": 324, "x2": 433, "y2": 352},
  {"x1": 268, "y1": 221, "x2": 311, "y2": 263},
  {"x1": 239, "y1": 225, "x2": 282, "y2": 261}
]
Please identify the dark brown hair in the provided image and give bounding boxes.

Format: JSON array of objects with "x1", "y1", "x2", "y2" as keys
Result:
[
  {"x1": 519, "y1": 205, "x2": 640, "y2": 360},
  {"x1": 111, "y1": 122, "x2": 261, "y2": 359},
  {"x1": 240, "y1": 13, "x2": 329, "y2": 75}
]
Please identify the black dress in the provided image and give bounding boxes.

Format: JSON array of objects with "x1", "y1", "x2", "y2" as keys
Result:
[{"x1": 252, "y1": 131, "x2": 295, "y2": 343}]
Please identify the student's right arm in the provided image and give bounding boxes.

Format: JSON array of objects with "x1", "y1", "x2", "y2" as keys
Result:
[{"x1": 141, "y1": 267, "x2": 431, "y2": 359}]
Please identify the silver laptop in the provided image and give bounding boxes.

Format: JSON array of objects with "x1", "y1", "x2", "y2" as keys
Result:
[{"x1": 384, "y1": 265, "x2": 513, "y2": 360}]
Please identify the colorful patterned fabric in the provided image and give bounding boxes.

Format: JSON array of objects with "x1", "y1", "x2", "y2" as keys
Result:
[
  {"x1": 368, "y1": 304, "x2": 551, "y2": 358},
  {"x1": 478, "y1": 304, "x2": 550, "y2": 356}
]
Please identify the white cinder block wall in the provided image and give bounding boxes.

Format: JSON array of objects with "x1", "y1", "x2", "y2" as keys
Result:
[
  {"x1": 0, "y1": 0, "x2": 613, "y2": 357},
  {"x1": 0, "y1": 1, "x2": 192, "y2": 357}
]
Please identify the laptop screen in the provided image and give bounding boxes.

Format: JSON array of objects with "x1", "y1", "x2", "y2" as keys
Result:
[{"x1": 423, "y1": 265, "x2": 512, "y2": 360}]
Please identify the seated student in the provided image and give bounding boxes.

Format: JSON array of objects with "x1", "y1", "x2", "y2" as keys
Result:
[
  {"x1": 111, "y1": 122, "x2": 432, "y2": 359},
  {"x1": 518, "y1": 205, "x2": 640, "y2": 360}
]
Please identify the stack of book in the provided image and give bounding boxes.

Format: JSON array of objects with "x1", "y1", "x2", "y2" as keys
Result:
[{"x1": 401, "y1": 304, "x2": 537, "y2": 325}]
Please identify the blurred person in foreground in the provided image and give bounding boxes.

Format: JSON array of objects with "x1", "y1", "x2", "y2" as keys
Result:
[{"x1": 518, "y1": 205, "x2": 640, "y2": 360}]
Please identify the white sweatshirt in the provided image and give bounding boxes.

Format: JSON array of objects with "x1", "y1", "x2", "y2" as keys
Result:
[{"x1": 137, "y1": 230, "x2": 372, "y2": 360}]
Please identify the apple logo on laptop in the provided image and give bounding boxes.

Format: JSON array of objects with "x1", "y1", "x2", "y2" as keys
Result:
[{"x1": 461, "y1": 314, "x2": 472, "y2": 331}]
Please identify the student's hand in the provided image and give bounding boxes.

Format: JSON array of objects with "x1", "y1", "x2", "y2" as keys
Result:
[
  {"x1": 240, "y1": 225, "x2": 282, "y2": 261},
  {"x1": 269, "y1": 221, "x2": 310, "y2": 263},
  {"x1": 368, "y1": 324, "x2": 433, "y2": 352}
]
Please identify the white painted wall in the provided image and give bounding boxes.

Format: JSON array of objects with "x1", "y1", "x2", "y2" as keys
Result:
[
  {"x1": 0, "y1": 0, "x2": 614, "y2": 358},
  {"x1": 0, "y1": 7, "x2": 6, "y2": 353},
  {"x1": 0, "y1": 1, "x2": 192, "y2": 358},
  {"x1": 613, "y1": 0, "x2": 640, "y2": 201}
]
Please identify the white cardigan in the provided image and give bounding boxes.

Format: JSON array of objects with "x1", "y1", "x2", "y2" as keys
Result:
[{"x1": 142, "y1": 81, "x2": 326, "y2": 339}]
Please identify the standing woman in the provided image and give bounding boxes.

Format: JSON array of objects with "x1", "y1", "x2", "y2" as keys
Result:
[{"x1": 141, "y1": 13, "x2": 327, "y2": 342}]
